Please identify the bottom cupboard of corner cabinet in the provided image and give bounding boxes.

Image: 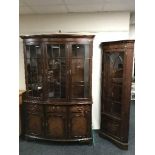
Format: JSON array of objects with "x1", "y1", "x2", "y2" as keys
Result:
[
  {"x1": 23, "y1": 103, "x2": 92, "y2": 142},
  {"x1": 99, "y1": 114, "x2": 128, "y2": 149}
]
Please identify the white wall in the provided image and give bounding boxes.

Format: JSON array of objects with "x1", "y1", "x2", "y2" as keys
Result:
[
  {"x1": 20, "y1": 12, "x2": 130, "y2": 34},
  {"x1": 19, "y1": 12, "x2": 130, "y2": 129},
  {"x1": 129, "y1": 12, "x2": 135, "y2": 39},
  {"x1": 19, "y1": 38, "x2": 26, "y2": 90},
  {"x1": 129, "y1": 24, "x2": 135, "y2": 39}
]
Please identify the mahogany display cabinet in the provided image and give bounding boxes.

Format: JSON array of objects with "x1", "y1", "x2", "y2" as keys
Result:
[
  {"x1": 20, "y1": 34, "x2": 94, "y2": 143},
  {"x1": 99, "y1": 40, "x2": 134, "y2": 149}
]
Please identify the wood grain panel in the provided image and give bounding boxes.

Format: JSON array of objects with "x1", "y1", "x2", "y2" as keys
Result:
[
  {"x1": 26, "y1": 114, "x2": 43, "y2": 136},
  {"x1": 46, "y1": 114, "x2": 66, "y2": 138},
  {"x1": 70, "y1": 114, "x2": 88, "y2": 138}
]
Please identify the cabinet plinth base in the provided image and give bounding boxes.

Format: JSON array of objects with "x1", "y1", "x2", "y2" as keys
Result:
[
  {"x1": 99, "y1": 131, "x2": 128, "y2": 150},
  {"x1": 24, "y1": 135, "x2": 93, "y2": 144}
]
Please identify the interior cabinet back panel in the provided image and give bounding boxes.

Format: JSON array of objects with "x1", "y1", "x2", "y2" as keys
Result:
[
  {"x1": 45, "y1": 44, "x2": 67, "y2": 99},
  {"x1": 99, "y1": 40, "x2": 134, "y2": 150}
]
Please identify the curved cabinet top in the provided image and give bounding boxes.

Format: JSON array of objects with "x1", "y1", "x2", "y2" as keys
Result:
[
  {"x1": 101, "y1": 40, "x2": 135, "y2": 50},
  {"x1": 20, "y1": 34, "x2": 95, "y2": 40},
  {"x1": 20, "y1": 34, "x2": 95, "y2": 44},
  {"x1": 101, "y1": 40, "x2": 135, "y2": 49}
]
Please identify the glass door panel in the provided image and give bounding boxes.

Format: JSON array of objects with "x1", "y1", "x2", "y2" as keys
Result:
[
  {"x1": 26, "y1": 44, "x2": 43, "y2": 98},
  {"x1": 71, "y1": 44, "x2": 90, "y2": 99},
  {"x1": 46, "y1": 44, "x2": 66, "y2": 99},
  {"x1": 103, "y1": 52, "x2": 124, "y2": 117},
  {"x1": 72, "y1": 44, "x2": 90, "y2": 58}
]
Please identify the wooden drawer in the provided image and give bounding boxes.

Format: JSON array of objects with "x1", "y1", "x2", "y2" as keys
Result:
[
  {"x1": 26, "y1": 104, "x2": 43, "y2": 114},
  {"x1": 69, "y1": 105, "x2": 91, "y2": 113},
  {"x1": 46, "y1": 105, "x2": 67, "y2": 113}
]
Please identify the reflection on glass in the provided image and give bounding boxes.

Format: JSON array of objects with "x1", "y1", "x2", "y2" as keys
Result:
[
  {"x1": 71, "y1": 44, "x2": 90, "y2": 98},
  {"x1": 26, "y1": 45, "x2": 41, "y2": 59},
  {"x1": 47, "y1": 44, "x2": 65, "y2": 58},
  {"x1": 26, "y1": 45, "x2": 43, "y2": 98},
  {"x1": 72, "y1": 44, "x2": 89, "y2": 58},
  {"x1": 47, "y1": 44, "x2": 66, "y2": 98}
]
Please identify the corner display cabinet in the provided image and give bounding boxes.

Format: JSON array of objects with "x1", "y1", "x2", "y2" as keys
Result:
[
  {"x1": 20, "y1": 34, "x2": 94, "y2": 143},
  {"x1": 99, "y1": 40, "x2": 134, "y2": 149}
]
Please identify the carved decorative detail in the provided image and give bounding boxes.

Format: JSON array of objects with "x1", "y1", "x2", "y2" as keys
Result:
[
  {"x1": 27, "y1": 104, "x2": 43, "y2": 113},
  {"x1": 69, "y1": 105, "x2": 90, "y2": 113},
  {"x1": 46, "y1": 106, "x2": 67, "y2": 113}
]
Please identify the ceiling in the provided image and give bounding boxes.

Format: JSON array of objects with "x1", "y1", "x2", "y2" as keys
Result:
[{"x1": 19, "y1": 0, "x2": 135, "y2": 14}]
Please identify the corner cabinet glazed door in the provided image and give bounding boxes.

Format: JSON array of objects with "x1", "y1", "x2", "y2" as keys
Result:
[
  {"x1": 24, "y1": 43, "x2": 44, "y2": 100},
  {"x1": 44, "y1": 43, "x2": 68, "y2": 100},
  {"x1": 101, "y1": 51, "x2": 125, "y2": 140},
  {"x1": 100, "y1": 41, "x2": 134, "y2": 149},
  {"x1": 70, "y1": 43, "x2": 92, "y2": 100},
  {"x1": 102, "y1": 51, "x2": 125, "y2": 117}
]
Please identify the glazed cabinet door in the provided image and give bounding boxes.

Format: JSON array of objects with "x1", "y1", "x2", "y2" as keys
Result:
[
  {"x1": 68, "y1": 105, "x2": 91, "y2": 139},
  {"x1": 45, "y1": 105, "x2": 67, "y2": 139},
  {"x1": 24, "y1": 43, "x2": 44, "y2": 100},
  {"x1": 25, "y1": 104, "x2": 44, "y2": 137},
  {"x1": 101, "y1": 50, "x2": 125, "y2": 141},
  {"x1": 70, "y1": 44, "x2": 92, "y2": 100},
  {"x1": 44, "y1": 43, "x2": 68, "y2": 100},
  {"x1": 102, "y1": 51, "x2": 125, "y2": 117}
]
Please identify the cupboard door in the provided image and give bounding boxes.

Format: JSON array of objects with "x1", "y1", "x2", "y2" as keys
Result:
[
  {"x1": 69, "y1": 105, "x2": 91, "y2": 138},
  {"x1": 26, "y1": 114, "x2": 44, "y2": 137},
  {"x1": 70, "y1": 44, "x2": 91, "y2": 99},
  {"x1": 25, "y1": 43, "x2": 44, "y2": 100},
  {"x1": 45, "y1": 105, "x2": 67, "y2": 139},
  {"x1": 25, "y1": 104, "x2": 44, "y2": 137},
  {"x1": 101, "y1": 114, "x2": 121, "y2": 139},
  {"x1": 45, "y1": 44, "x2": 68, "y2": 99}
]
